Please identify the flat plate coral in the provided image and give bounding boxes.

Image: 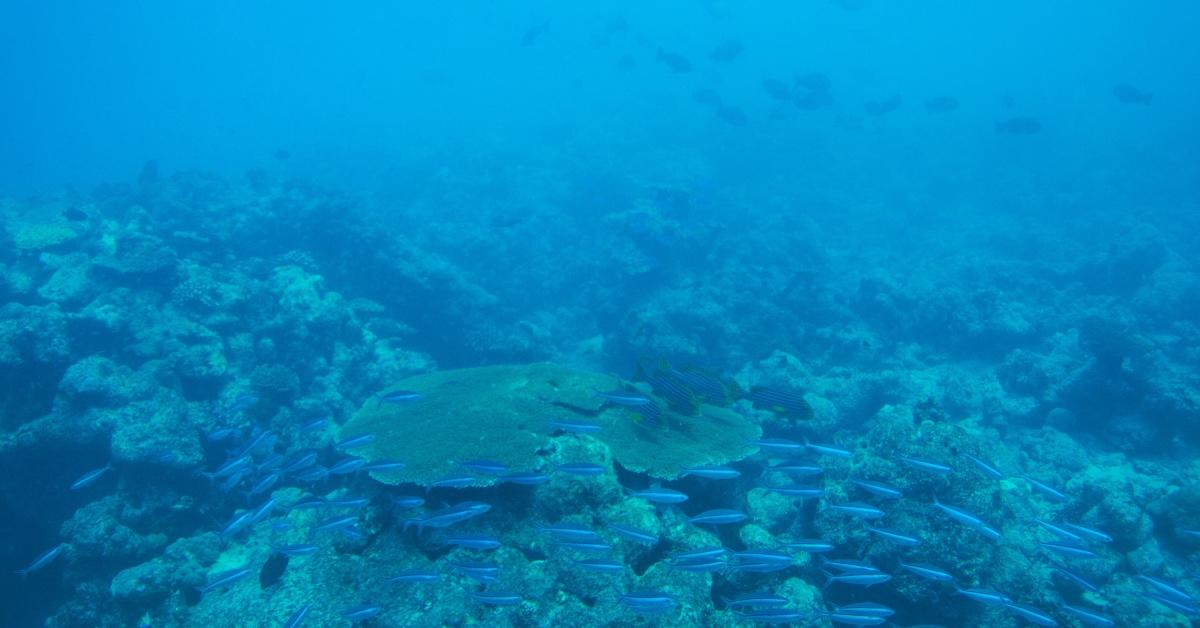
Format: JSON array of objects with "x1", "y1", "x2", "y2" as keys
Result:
[{"x1": 343, "y1": 362, "x2": 760, "y2": 483}]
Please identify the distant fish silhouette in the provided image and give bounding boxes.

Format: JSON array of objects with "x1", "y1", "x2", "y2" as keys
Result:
[
  {"x1": 691, "y1": 88, "x2": 722, "y2": 108},
  {"x1": 709, "y1": 39, "x2": 744, "y2": 62},
  {"x1": 864, "y1": 95, "x2": 902, "y2": 116},
  {"x1": 520, "y1": 19, "x2": 551, "y2": 47},
  {"x1": 273, "y1": 148, "x2": 290, "y2": 160},
  {"x1": 995, "y1": 116, "x2": 1041, "y2": 134},
  {"x1": 924, "y1": 96, "x2": 959, "y2": 113},
  {"x1": 1112, "y1": 83, "x2": 1152, "y2": 105},
  {"x1": 716, "y1": 105, "x2": 748, "y2": 126},
  {"x1": 762, "y1": 78, "x2": 792, "y2": 102},
  {"x1": 655, "y1": 48, "x2": 692, "y2": 73}
]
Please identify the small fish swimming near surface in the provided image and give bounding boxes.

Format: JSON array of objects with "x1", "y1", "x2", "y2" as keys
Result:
[
  {"x1": 995, "y1": 116, "x2": 1041, "y2": 134},
  {"x1": 716, "y1": 105, "x2": 748, "y2": 126},
  {"x1": 691, "y1": 88, "x2": 723, "y2": 108},
  {"x1": 1112, "y1": 82, "x2": 1152, "y2": 105},
  {"x1": 864, "y1": 95, "x2": 902, "y2": 116},
  {"x1": 520, "y1": 19, "x2": 551, "y2": 47},
  {"x1": 924, "y1": 95, "x2": 959, "y2": 113},
  {"x1": 709, "y1": 39, "x2": 744, "y2": 62},
  {"x1": 762, "y1": 78, "x2": 793, "y2": 102},
  {"x1": 655, "y1": 48, "x2": 692, "y2": 73}
]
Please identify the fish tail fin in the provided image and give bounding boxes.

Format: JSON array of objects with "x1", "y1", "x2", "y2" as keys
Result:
[{"x1": 820, "y1": 569, "x2": 834, "y2": 589}]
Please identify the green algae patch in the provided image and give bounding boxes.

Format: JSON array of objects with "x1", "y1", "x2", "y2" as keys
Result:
[{"x1": 343, "y1": 363, "x2": 759, "y2": 484}]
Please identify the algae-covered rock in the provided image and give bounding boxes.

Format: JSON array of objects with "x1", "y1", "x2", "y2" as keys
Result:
[{"x1": 343, "y1": 362, "x2": 760, "y2": 484}]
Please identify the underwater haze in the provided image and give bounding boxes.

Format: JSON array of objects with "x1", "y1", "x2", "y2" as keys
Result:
[{"x1": 2, "y1": 1, "x2": 1200, "y2": 626}]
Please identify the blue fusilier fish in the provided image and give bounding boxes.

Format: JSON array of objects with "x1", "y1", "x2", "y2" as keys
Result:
[
  {"x1": 231, "y1": 429, "x2": 275, "y2": 458},
  {"x1": 557, "y1": 540, "x2": 613, "y2": 553},
  {"x1": 747, "y1": 385, "x2": 813, "y2": 418},
  {"x1": 219, "y1": 511, "x2": 254, "y2": 539},
  {"x1": 538, "y1": 522, "x2": 602, "y2": 542},
  {"x1": 334, "y1": 433, "x2": 375, "y2": 450},
  {"x1": 70, "y1": 464, "x2": 112, "y2": 490},
  {"x1": 964, "y1": 454, "x2": 1004, "y2": 479},
  {"x1": 1022, "y1": 475, "x2": 1069, "y2": 502},
  {"x1": 328, "y1": 457, "x2": 366, "y2": 475},
  {"x1": 197, "y1": 566, "x2": 251, "y2": 596},
  {"x1": 444, "y1": 534, "x2": 501, "y2": 550},
  {"x1": 299, "y1": 416, "x2": 329, "y2": 433},
  {"x1": 376, "y1": 390, "x2": 422, "y2": 407},
  {"x1": 750, "y1": 438, "x2": 806, "y2": 454},
  {"x1": 547, "y1": 419, "x2": 601, "y2": 434},
  {"x1": 1003, "y1": 602, "x2": 1058, "y2": 627},
  {"x1": 627, "y1": 486, "x2": 688, "y2": 504},
  {"x1": 764, "y1": 484, "x2": 824, "y2": 499},
  {"x1": 770, "y1": 462, "x2": 824, "y2": 476},
  {"x1": 721, "y1": 592, "x2": 788, "y2": 609},
  {"x1": 1062, "y1": 522, "x2": 1112, "y2": 544},
  {"x1": 1137, "y1": 575, "x2": 1195, "y2": 603},
  {"x1": 450, "y1": 560, "x2": 500, "y2": 582},
  {"x1": 387, "y1": 568, "x2": 439, "y2": 583},
  {"x1": 391, "y1": 495, "x2": 425, "y2": 509},
  {"x1": 619, "y1": 590, "x2": 678, "y2": 614},
  {"x1": 498, "y1": 471, "x2": 551, "y2": 485},
  {"x1": 340, "y1": 603, "x2": 382, "y2": 621},
  {"x1": 1040, "y1": 542, "x2": 1097, "y2": 559},
  {"x1": 457, "y1": 460, "x2": 508, "y2": 475},
  {"x1": 15, "y1": 543, "x2": 65, "y2": 579},
  {"x1": 403, "y1": 502, "x2": 489, "y2": 531},
  {"x1": 827, "y1": 502, "x2": 885, "y2": 519},
  {"x1": 281, "y1": 451, "x2": 319, "y2": 475},
  {"x1": 224, "y1": 393, "x2": 259, "y2": 415},
  {"x1": 428, "y1": 474, "x2": 476, "y2": 489},
  {"x1": 782, "y1": 539, "x2": 834, "y2": 553},
  {"x1": 821, "y1": 611, "x2": 885, "y2": 625},
  {"x1": 293, "y1": 465, "x2": 328, "y2": 483},
  {"x1": 866, "y1": 526, "x2": 921, "y2": 546},
  {"x1": 852, "y1": 480, "x2": 903, "y2": 499},
  {"x1": 805, "y1": 440, "x2": 853, "y2": 458},
  {"x1": 836, "y1": 602, "x2": 895, "y2": 618},
  {"x1": 273, "y1": 544, "x2": 319, "y2": 557},
  {"x1": 206, "y1": 427, "x2": 238, "y2": 442},
  {"x1": 680, "y1": 465, "x2": 740, "y2": 480},
  {"x1": 1034, "y1": 519, "x2": 1084, "y2": 543},
  {"x1": 311, "y1": 515, "x2": 358, "y2": 535},
  {"x1": 688, "y1": 509, "x2": 748, "y2": 525},
  {"x1": 1147, "y1": 593, "x2": 1199, "y2": 615},
  {"x1": 361, "y1": 460, "x2": 405, "y2": 473},
  {"x1": 573, "y1": 558, "x2": 624, "y2": 574},
  {"x1": 738, "y1": 608, "x2": 812, "y2": 623},
  {"x1": 282, "y1": 603, "x2": 311, "y2": 628},
  {"x1": 554, "y1": 462, "x2": 605, "y2": 476},
  {"x1": 1052, "y1": 567, "x2": 1099, "y2": 592},
  {"x1": 671, "y1": 546, "x2": 727, "y2": 562},
  {"x1": 932, "y1": 497, "x2": 984, "y2": 527},
  {"x1": 821, "y1": 557, "x2": 881, "y2": 574},
  {"x1": 730, "y1": 549, "x2": 792, "y2": 564},
  {"x1": 823, "y1": 572, "x2": 891, "y2": 588},
  {"x1": 606, "y1": 522, "x2": 658, "y2": 545},
  {"x1": 668, "y1": 558, "x2": 726, "y2": 573},
  {"x1": 899, "y1": 562, "x2": 955, "y2": 582},
  {"x1": 900, "y1": 455, "x2": 953, "y2": 474},
  {"x1": 470, "y1": 590, "x2": 523, "y2": 606},
  {"x1": 955, "y1": 586, "x2": 1012, "y2": 605},
  {"x1": 1061, "y1": 603, "x2": 1115, "y2": 627}
]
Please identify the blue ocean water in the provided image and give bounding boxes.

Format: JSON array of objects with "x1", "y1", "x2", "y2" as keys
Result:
[{"x1": 2, "y1": 1, "x2": 1199, "y2": 626}]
